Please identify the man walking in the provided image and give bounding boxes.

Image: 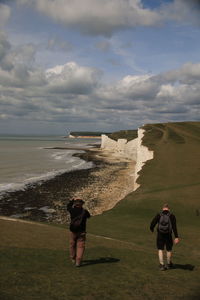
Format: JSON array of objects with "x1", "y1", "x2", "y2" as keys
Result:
[
  {"x1": 67, "y1": 198, "x2": 90, "y2": 267},
  {"x1": 150, "y1": 203, "x2": 179, "y2": 270}
]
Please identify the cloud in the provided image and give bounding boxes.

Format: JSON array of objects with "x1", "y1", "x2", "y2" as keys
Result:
[
  {"x1": 160, "y1": 62, "x2": 200, "y2": 85},
  {"x1": 47, "y1": 37, "x2": 73, "y2": 52},
  {"x1": 95, "y1": 40, "x2": 111, "y2": 52},
  {"x1": 0, "y1": 31, "x2": 12, "y2": 70},
  {"x1": 162, "y1": 0, "x2": 200, "y2": 26},
  {"x1": 0, "y1": 30, "x2": 199, "y2": 131},
  {"x1": 15, "y1": 0, "x2": 200, "y2": 38},
  {"x1": 94, "y1": 63, "x2": 200, "y2": 123},
  {"x1": 118, "y1": 74, "x2": 159, "y2": 99},
  {"x1": 0, "y1": 32, "x2": 47, "y2": 87},
  {"x1": 0, "y1": 4, "x2": 11, "y2": 27},
  {"x1": 16, "y1": 0, "x2": 161, "y2": 36},
  {"x1": 46, "y1": 62, "x2": 102, "y2": 94}
]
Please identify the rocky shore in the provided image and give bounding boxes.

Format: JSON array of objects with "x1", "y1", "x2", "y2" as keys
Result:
[{"x1": 0, "y1": 147, "x2": 136, "y2": 224}]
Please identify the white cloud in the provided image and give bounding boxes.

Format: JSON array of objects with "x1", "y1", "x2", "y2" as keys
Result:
[
  {"x1": 0, "y1": 31, "x2": 199, "y2": 131},
  {"x1": 161, "y1": 62, "x2": 200, "y2": 84},
  {"x1": 156, "y1": 84, "x2": 176, "y2": 98},
  {"x1": 16, "y1": 0, "x2": 161, "y2": 36},
  {"x1": 107, "y1": 74, "x2": 159, "y2": 100},
  {"x1": 0, "y1": 4, "x2": 11, "y2": 27},
  {"x1": 14, "y1": 0, "x2": 200, "y2": 38},
  {"x1": 46, "y1": 62, "x2": 102, "y2": 94}
]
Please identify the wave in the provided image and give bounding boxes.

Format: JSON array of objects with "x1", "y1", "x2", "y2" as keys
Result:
[
  {"x1": 0, "y1": 159, "x2": 94, "y2": 199},
  {"x1": 50, "y1": 150, "x2": 79, "y2": 162}
]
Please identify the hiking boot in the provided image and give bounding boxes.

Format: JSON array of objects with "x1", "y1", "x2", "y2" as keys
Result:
[
  {"x1": 166, "y1": 262, "x2": 173, "y2": 270},
  {"x1": 159, "y1": 264, "x2": 166, "y2": 271}
]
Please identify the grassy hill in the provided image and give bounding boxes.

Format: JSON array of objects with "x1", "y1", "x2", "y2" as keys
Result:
[
  {"x1": 1, "y1": 121, "x2": 200, "y2": 300},
  {"x1": 108, "y1": 129, "x2": 138, "y2": 141},
  {"x1": 70, "y1": 131, "x2": 110, "y2": 137}
]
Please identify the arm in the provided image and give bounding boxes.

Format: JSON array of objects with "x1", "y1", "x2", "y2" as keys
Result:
[
  {"x1": 86, "y1": 210, "x2": 91, "y2": 218},
  {"x1": 67, "y1": 199, "x2": 74, "y2": 212},
  {"x1": 150, "y1": 214, "x2": 160, "y2": 232},
  {"x1": 171, "y1": 214, "x2": 179, "y2": 239}
]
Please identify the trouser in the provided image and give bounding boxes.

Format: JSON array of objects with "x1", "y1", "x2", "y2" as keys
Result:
[
  {"x1": 69, "y1": 231, "x2": 86, "y2": 265},
  {"x1": 156, "y1": 232, "x2": 173, "y2": 265},
  {"x1": 156, "y1": 232, "x2": 173, "y2": 251}
]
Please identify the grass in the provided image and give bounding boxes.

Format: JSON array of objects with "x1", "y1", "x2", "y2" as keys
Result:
[
  {"x1": 108, "y1": 129, "x2": 138, "y2": 141},
  {"x1": 1, "y1": 121, "x2": 200, "y2": 300}
]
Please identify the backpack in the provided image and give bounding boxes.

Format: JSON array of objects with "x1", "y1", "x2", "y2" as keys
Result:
[
  {"x1": 70, "y1": 209, "x2": 85, "y2": 232},
  {"x1": 158, "y1": 212, "x2": 172, "y2": 234}
]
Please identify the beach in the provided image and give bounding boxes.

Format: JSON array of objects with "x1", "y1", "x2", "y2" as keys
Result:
[{"x1": 0, "y1": 147, "x2": 136, "y2": 224}]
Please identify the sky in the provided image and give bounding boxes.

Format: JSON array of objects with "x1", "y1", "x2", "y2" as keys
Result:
[{"x1": 0, "y1": 0, "x2": 200, "y2": 135}]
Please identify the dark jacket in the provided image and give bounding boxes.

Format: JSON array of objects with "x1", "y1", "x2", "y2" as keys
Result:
[
  {"x1": 67, "y1": 200, "x2": 90, "y2": 233},
  {"x1": 150, "y1": 210, "x2": 179, "y2": 238}
]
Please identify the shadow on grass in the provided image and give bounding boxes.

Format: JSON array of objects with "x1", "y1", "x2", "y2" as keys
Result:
[
  {"x1": 172, "y1": 264, "x2": 195, "y2": 271},
  {"x1": 82, "y1": 257, "x2": 120, "y2": 267}
]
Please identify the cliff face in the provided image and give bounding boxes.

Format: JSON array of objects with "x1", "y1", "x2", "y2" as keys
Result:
[
  {"x1": 134, "y1": 128, "x2": 153, "y2": 190},
  {"x1": 101, "y1": 127, "x2": 154, "y2": 190}
]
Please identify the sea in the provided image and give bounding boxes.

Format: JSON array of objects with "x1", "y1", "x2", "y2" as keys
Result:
[{"x1": 0, "y1": 135, "x2": 100, "y2": 199}]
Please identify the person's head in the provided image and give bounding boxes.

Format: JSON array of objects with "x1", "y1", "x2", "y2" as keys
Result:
[
  {"x1": 162, "y1": 203, "x2": 170, "y2": 211},
  {"x1": 73, "y1": 198, "x2": 85, "y2": 208}
]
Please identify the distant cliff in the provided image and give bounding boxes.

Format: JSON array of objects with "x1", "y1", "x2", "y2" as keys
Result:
[{"x1": 68, "y1": 131, "x2": 109, "y2": 138}]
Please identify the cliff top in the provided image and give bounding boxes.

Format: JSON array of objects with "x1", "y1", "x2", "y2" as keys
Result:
[{"x1": 108, "y1": 129, "x2": 138, "y2": 141}]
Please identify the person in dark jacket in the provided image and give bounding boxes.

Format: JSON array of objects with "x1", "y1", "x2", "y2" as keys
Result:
[
  {"x1": 67, "y1": 198, "x2": 90, "y2": 267},
  {"x1": 150, "y1": 203, "x2": 179, "y2": 270}
]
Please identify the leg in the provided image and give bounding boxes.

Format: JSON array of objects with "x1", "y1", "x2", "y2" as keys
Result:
[
  {"x1": 166, "y1": 251, "x2": 172, "y2": 264},
  {"x1": 158, "y1": 250, "x2": 164, "y2": 265},
  {"x1": 76, "y1": 232, "x2": 86, "y2": 266},
  {"x1": 69, "y1": 232, "x2": 77, "y2": 261},
  {"x1": 157, "y1": 233, "x2": 165, "y2": 270},
  {"x1": 166, "y1": 235, "x2": 173, "y2": 269}
]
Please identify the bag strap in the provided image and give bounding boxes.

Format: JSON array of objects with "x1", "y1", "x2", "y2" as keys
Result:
[{"x1": 160, "y1": 211, "x2": 171, "y2": 217}]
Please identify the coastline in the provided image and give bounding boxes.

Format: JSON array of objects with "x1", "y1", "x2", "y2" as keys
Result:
[{"x1": 0, "y1": 147, "x2": 136, "y2": 224}]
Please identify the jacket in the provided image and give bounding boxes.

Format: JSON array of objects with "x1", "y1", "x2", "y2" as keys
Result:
[
  {"x1": 150, "y1": 210, "x2": 179, "y2": 238},
  {"x1": 67, "y1": 200, "x2": 90, "y2": 232}
]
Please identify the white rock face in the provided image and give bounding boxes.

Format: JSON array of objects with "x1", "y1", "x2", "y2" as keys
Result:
[
  {"x1": 134, "y1": 128, "x2": 153, "y2": 190},
  {"x1": 101, "y1": 134, "x2": 118, "y2": 150},
  {"x1": 101, "y1": 127, "x2": 153, "y2": 190},
  {"x1": 101, "y1": 135, "x2": 138, "y2": 160}
]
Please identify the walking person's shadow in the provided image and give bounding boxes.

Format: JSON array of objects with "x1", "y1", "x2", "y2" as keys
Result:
[
  {"x1": 81, "y1": 257, "x2": 120, "y2": 266},
  {"x1": 172, "y1": 264, "x2": 195, "y2": 271}
]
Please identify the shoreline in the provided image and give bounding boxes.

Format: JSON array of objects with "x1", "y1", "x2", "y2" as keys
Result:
[{"x1": 0, "y1": 147, "x2": 136, "y2": 224}]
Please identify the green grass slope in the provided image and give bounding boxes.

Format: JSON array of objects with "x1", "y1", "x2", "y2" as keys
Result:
[{"x1": 1, "y1": 122, "x2": 200, "y2": 300}]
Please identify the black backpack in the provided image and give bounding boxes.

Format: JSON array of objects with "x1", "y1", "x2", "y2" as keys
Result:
[
  {"x1": 70, "y1": 209, "x2": 85, "y2": 232},
  {"x1": 158, "y1": 212, "x2": 172, "y2": 234}
]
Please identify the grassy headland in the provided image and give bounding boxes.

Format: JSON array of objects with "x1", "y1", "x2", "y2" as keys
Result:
[
  {"x1": 1, "y1": 121, "x2": 200, "y2": 300},
  {"x1": 108, "y1": 129, "x2": 138, "y2": 141}
]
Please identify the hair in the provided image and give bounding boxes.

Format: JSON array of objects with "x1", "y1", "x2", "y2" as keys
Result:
[
  {"x1": 163, "y1": 203, "x2": 170, "y2": 209},
  {"x1": 74, "y1": 198, "x2": 84, "y2": 205}
]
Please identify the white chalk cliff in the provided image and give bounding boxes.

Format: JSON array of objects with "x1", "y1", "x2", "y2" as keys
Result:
[{"x1": 101, "y1": 127, "x2": 154, "y2": 191}]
